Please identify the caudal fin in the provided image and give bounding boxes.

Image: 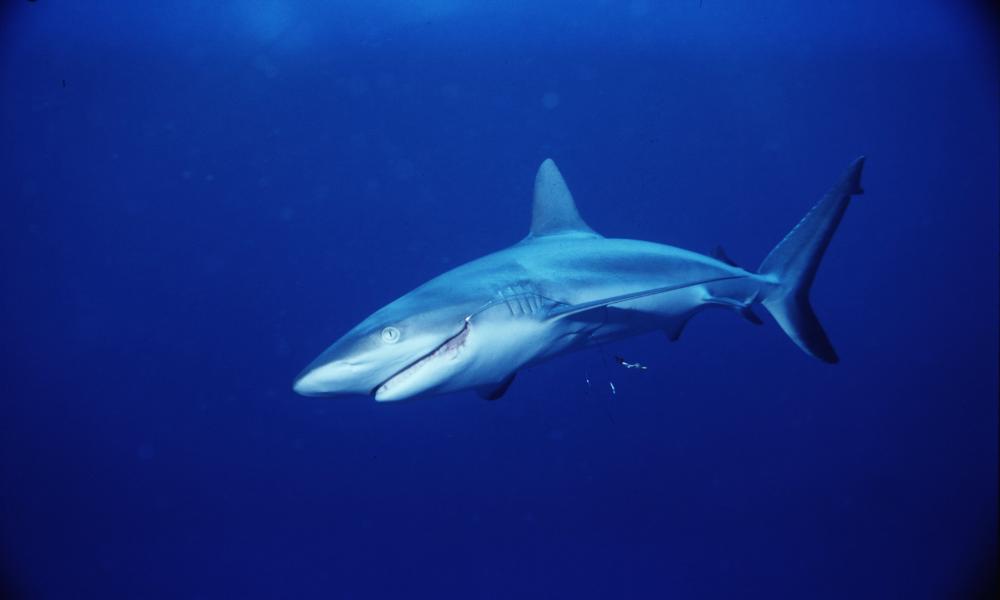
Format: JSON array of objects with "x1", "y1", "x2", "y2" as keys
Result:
[{"x1": 758, "y1": 157, "x2": 866, "y2": 364}]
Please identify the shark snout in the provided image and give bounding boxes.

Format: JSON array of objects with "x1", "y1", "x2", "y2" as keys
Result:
[
  {"x1": 292, "y1": 368, "x2": 326, "y2": 396},
  {"x1": 293, "y1": 360, "x2": 370, "y2": 397}
]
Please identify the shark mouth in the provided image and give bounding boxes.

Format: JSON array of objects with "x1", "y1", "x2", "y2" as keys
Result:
[{"x1": 372, "y1": 320, "x2": 470, "y2": 399}]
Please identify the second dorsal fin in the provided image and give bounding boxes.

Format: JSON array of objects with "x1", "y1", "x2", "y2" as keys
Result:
[
  {"x1": 528, "y1": 159, "x2": 600, "y2": 239},
  {"x1": 712, "y1": 245, "x2": 739, "y2": 267}
]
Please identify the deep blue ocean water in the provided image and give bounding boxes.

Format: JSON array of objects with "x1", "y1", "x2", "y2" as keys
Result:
[{"x1": 2, "y1": 2, "x2": 997, "y2": 598}]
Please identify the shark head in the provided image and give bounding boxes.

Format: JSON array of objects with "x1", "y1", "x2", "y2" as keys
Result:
[
  {"x1": 293, "y1": 280, "x2": 488, "y2": 401},
  {"x1": 293, "y1": 159, "x2": 620, "y2": 402}
]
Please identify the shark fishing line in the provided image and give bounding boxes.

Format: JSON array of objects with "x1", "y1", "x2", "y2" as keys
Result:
[
  {"x1": 584, "y1": 346, "x2": 652, "y2": 421},
  {"x1": 583, "y1": 343, "x2": 619, "y2": 423}
]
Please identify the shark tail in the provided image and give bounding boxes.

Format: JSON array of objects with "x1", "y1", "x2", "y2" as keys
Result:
[{"x1": 757, "y1": 157, "x2": 865, "y2": 364}]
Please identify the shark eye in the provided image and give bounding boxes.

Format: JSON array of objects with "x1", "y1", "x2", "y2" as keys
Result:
[{"x1": 380, "y1": 326, "x2": 401, "y2": 344}]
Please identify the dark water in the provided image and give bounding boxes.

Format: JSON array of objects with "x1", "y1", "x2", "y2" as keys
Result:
[{"x1": 2, "y1": 2, "x2": 997, "y2": 598}]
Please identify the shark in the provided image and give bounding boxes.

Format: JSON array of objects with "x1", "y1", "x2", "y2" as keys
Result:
[{"x1": 293, "y1": 157, "x2": 865, "y2": 401}]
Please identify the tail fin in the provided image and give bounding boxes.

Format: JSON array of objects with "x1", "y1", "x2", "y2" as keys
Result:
[{"x1": 758, "y1": 157, "x2": 866, "y2": 364}]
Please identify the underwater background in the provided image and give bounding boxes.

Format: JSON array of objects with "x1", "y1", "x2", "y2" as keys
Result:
[{"x1": 1, "y1": 1, "x2": 997, "y2": 598}]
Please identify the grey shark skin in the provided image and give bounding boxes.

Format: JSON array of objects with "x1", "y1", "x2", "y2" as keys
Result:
[{"x1": 294, "y1": 157, "x2": 865, "y2": 402}]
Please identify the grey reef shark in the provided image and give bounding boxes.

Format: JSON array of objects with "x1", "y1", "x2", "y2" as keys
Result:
[{"x1": 294, "y1": 156, "x2": 866, "y2": 402}]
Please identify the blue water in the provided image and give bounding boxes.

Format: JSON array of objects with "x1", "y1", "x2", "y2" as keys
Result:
[{"x1": 2, "y1": 2, "x2": 997, "y2": 598}]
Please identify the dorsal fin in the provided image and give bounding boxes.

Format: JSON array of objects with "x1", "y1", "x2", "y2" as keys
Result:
[{"x1": 528, "y1": 159, "x2": 600, "y2": 238}]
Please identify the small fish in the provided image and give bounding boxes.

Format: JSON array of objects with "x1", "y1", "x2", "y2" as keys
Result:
[{"x1": 615, "y1": 356, "x2": 648, "y2": 371}]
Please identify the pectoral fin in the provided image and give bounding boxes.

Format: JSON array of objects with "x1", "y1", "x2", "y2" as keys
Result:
[{"x1": 478, "y1": 373, "x2": 517, "y2": 401}]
